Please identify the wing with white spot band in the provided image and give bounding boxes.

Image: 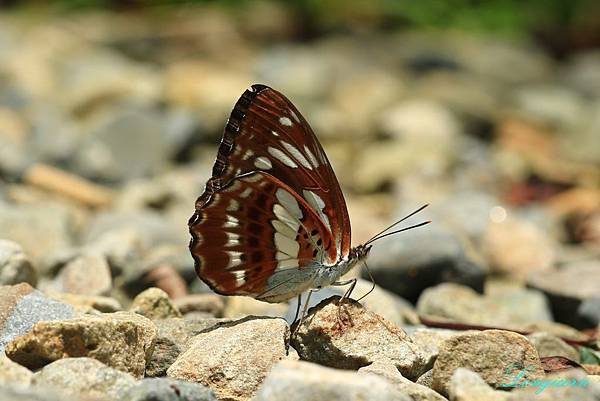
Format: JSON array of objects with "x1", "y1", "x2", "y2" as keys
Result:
[
  {"x1": 191, "y1": 84, "x2": 351, "y2": 260},
  {"x1": 189, "y1": 172, "x2": 336, "y2": 301}
]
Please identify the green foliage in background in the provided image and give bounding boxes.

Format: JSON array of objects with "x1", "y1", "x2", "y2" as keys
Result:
[{"x1": 6, "y1": 0, "x2": 599, "y2": 38}]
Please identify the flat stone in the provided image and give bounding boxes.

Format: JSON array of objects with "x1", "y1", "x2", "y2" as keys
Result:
[
  {"x1": 417, "y1": 283, "x2": 553, "y2": 330},
  {"x1": 124, "y1": 378, "x2": 217, "y2": 401},
  {"x1": 0, "y1": 204, "x2": 73, "y2": 268},
  {"x1": 32, "y1": 357, "x2": 136, "y2": 401},
  {"x1": 449, "y1": 368, "x2": 510, "y2": 401},
  {"x1": 51, "y1": 252, "x2": 112, "y2": 296},
  {"x1": 291, "y1": 296, "x2": 427, "y2": 380},
  {"x1": 0, "y1": 239, "x2": 37, "y2": 286},
  {"x1": 0, "y1": 283, "x2": 75, "y2": 353},
  {"x1": 173, "y1": 294, "x2": 226, "y2": 318},
  {"x1": 254, "y1": 359, "x2": 412, "y2": 401},
  {"x1": 5, "y1": 311, "x2": 157, "y2": 378},
  {"x1": 359, "y1": 359, "x2": 447, "y2": 401},
  {"x1": 146, "y1": 317, "x2": 230, "y2": 377},
  {"x1": 0, "y1": 354, "x2": 32, "y2": 388},
  {"x1": 130, "y1": 287, "x2": 182, "y2": 320},
  {"x1": 432, "y1": 329, "x2": 544, "y2": 396},
  {"x1": 527, "y1": 332, "x2": 580, "y2": 362},
  {"x1": 47, "y1": 292, "x2": 122, "y2": 313},
  {"x1": 167, "y1": 316, "x2": 289, "y2": 401}
]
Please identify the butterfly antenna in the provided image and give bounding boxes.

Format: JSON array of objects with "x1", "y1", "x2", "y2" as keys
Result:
[
  {"x1": 357, "y1": 260, "x2": 376, "y2": 302},
  {"x1": 365, "y1": 204, "x2": 429, "y2": 244},
  {"x1": 365, "y1": 221, "x2": 431, "y2": 245}
]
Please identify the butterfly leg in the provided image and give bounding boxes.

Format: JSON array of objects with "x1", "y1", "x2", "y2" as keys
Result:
[
  {"x1": 331, "y1": 278, "x2": 357, "y2": 327},
  {"x1": 292, "y1": 289, "x2": 314, "y2": 337}
]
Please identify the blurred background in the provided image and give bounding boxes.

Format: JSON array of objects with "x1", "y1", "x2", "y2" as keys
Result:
[{"x1": 0, "y1": 1, "x2": 599, "y2": 334}]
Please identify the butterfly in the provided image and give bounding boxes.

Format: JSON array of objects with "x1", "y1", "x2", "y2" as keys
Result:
[{"x1": 189, "y1": 84, "x2": 428, "y2": 306}]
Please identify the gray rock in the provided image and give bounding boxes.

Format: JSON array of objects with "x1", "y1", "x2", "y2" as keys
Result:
[
  {"x1": 432, "y1": 330, "x2": 544, "y2": 396},
  {"x1": 0, "y1": 239, "x2": 37, "y2": 286},
  {"x1": 146, "y1": 317, "x2": 229, "y2": 377},
  {"x1": 129, "y1": 287, "x2": 182, "y2": 320},
  {"x1": 564, "y1": 50, "x2": 600, "y2": 97},
  {"x1": 367, "y1": 225, "x2": 485, "y2": 302},
  {"x1": 0, "y1": 386, "x2": 66, "y2": 401},
  {"x1": 0, "y1": 203, "x2": 72, "y2": 268},
  {"x1": 291, "y1": 296, "x2": 427, "y2": 380},
  {"x1": 0, "y1": 354, "x2": 32, "y2": 388},
  {"x1": 359, "y1": 359, "x2": 447, "y2": 401},
  {"x1": 253, "y1": 359, "x2": 413, "y2": 401},
  {"x1": 5, "y1": 311, "x2": 157, "y2": 378},
  {"x1": 50, "y1": 252, "x2": 112, "y2": 296},
  {"x1": 125, "y1": 378, "x2": 217, "y2": 401},
  {"x1": 449, "y1": 368, "x2": 509, "y2": 401},
  {"x1": 526, "y1": 332, "x2": 580, "y2": 362},
  {"x1": 167, "y1": 316, "x2": 289, "y2": 401},
  {"x1": 417, "y1": 283, "x2": 553, "y2": 330},
  {"x1": 579, "y1": 298, "x2": 600, "y2": 327},
  {"x1": 0, "y1": 283, "x2": 75, "y2": 353},
  {"x1": 32, "y1": 357, "x2": 136, "y2": 401},
  {"x1": 74, "y1": 105, "x2": 173, "y2": 181},
  {"x1": 527, "y1": 261, "x2": 600, "y2": 328},
  {"x1": 410, "y1": 328, "x2": 463, "y2": 369}
]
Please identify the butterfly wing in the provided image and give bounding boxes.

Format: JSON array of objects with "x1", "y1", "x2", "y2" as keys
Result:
[
  {"x1": 190, "y1": 171, "x2": 336, "y2": 302},
  {"x1": 194, "y1": 84, "x2": 351, "y2": 259}
]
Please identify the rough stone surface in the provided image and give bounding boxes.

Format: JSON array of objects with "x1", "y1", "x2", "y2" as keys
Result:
[
  {"x1": 410, "y1": 328, "x2": 462, "y2": 369},
  {"x1": 0, "y1": 283, "x2": 75, "y2": 353},
  {"x1": 167, "y1": 316, "x2": 289, "y2": 401},
  {"x1": 146, "y1": 317, "x2": 230, "y2": 377},
  {"x1": 173, "y1": 294, "x2": 226, "y2": 318},
  {"x1": 254, "y1": 359, "x2": 413, "y2": 401},
  {"x1": 124, "y1": 378, "x2": 218, "y2": 401},
  {"x1": 0, "y1": 239, "x2": 37, "y2": 286},
  {"x1": 416, "y1": 369, "x2": 434, "y2": 388},
  {"x1": 359, "y1": 359, "x2": 447, "y2": 401},
  {"x1": 417, "y1": 283, "x2": 552, "y2": 329},
  {"x1": 527, "y1": 331, "x2": 580, "y2": 362},
  {"x1": 449, "y1": 368, "x2": 510, "y2": 401},
  {"x1": 32, "y1": 357, "x2": 136, "y2": 401},
  {"x1": 0, "y1": 354, "x2": 32, "y2": 388},
  {"x1": 47, "y1": 292, "x2": 122, "y2": 313},
  {"x1": 5, "y1": 311, "x2": 157, "y2": 378},
  {"x1": 291, "y1": 296, "x2": 427, "y2": 379},
  {"x1": 52, "y1": 252, "x2": 112, "y2": 296},
  {"x1": 432, "y1": 329, "x2": 544, "y2": 396},
  {"x1": 130, "y1": 287, "x2": 182, "y2": 319}
]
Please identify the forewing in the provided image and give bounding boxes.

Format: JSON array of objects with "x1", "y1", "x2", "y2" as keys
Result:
[
  {"x1": 189, "y1": 171, "x2": 336, "y2": 301},
  {"x1": 195, "y1": 84, "x2": 351, "y2": 258}
]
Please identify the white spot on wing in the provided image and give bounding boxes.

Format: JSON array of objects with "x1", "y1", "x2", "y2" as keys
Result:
[
  {"x1": 275, "y1": 232, "x2": 299, "y2": 257},
  {"x1": 274, "y1": 204, "x2": 300, "y2": 231},
  {"x1": 268, "y1": 147, "x2": 298, "y2": 168},
  {"x1": 227, "y1": 251, "x2": 243, "y2": 268},
  {"x1": 304, "y1": 146, "x2": 319, "y2": 168},
  {"x1": 272, "y1": 219, "x2": 297, "y2": 239},
  {"x1": 271, "y1": 130, "x2": 279, "y2": 137},
  {"x1": 226, "y1": 199, "x2": 239, "y2": 212},
  {"x1": 303, "y1": 190, "x2": 331, "y2": 231},
  {"x1": 279, "y1": 116, "x2": 292, "y2": 126},
  {"x1": 276, "y1": 189, "x2": 302, "y2": 219},
  {"x1": 226, "y1": 232, "x2": 240, "y2": 246},
  {"x1": 275, "y1": 253, "x2": 299, "y2": 270},
  {"x1": 290, "y1": 110, "x2": 301, "y2": 123},
  {"x1": 223, "y1": 215, "x2": 239, "y2": 228},
  {"x1": 281, "y1": 141, "x2": 312, "y2": 170},
  {"x1": 242, "y1": 150, "x2": 254, "y2": 160},
  {"x1": 232, "y1": 270, "x2": 246, "y2": 287},
  {"x1": 254, "y1": 156, "x2": 272, "y2": 170},
  {"x1": 240, "y1": 188, "x2": 252, "y2": 198}
]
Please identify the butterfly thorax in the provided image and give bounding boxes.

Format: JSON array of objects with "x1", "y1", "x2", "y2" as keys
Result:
[{"x1": 312, "y1": 244, "x2": 372, "y2": 289}]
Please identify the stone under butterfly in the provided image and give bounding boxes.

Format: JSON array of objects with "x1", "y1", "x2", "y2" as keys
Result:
[{"x1": 189, "y1": 84, "x2": 428, "y2": 314}]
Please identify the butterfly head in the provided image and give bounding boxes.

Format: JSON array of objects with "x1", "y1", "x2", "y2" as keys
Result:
[{"x1": 350, "y1": 244, "x2": 372, "y2": 263}]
